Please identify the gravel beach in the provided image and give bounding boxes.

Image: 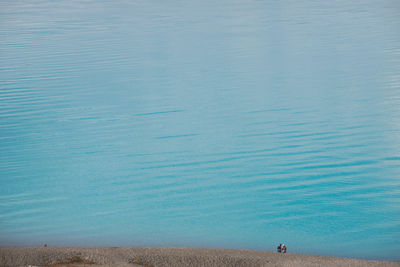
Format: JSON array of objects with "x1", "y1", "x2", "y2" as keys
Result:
[{"x1": 0, "y1": 247, "x2": 399, "y2": 267}]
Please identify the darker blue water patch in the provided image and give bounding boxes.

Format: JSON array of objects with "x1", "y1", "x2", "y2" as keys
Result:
[
  {"x1": 135, "y1": 110, "x2": 185, "y2": 116},
  {"x1": 155, "y1": 134, "x2": 199, "y2": 139},
  {"x1": 383, "y1": 156, "x2": 400, "y2": 161}
]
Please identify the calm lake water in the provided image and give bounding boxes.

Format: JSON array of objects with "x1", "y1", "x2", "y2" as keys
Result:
[{"x1": 1, "y1": 0, "x2": 400, "y2": 261}]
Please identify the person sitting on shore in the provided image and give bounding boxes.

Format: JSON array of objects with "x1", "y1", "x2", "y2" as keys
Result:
[
  {"x1": 277, "y1": 244, "x2": 282, "y2": 253},
  {"x1": 281, "y1": 244, "x2": 287, "y2": 253}
]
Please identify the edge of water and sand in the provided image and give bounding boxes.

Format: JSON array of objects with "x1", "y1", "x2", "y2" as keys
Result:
[{"x1": 1, "y1": 246, "x2": 399, "y2": 267}]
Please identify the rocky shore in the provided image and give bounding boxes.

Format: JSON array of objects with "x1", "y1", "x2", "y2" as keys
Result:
[{"x1": 0, "y1": 246, "x2": 399, "y2": 267}]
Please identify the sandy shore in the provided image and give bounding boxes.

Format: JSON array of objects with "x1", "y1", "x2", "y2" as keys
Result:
[{"x1": 0, "y1": 246, "x2": 399, "y2": 267}]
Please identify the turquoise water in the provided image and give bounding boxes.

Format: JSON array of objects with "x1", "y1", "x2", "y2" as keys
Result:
[{"x1": 1, "y1": 0, "x2": 400, "y2": 261}]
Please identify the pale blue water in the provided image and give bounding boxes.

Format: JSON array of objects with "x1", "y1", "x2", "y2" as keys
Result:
[{"x1": 1, "y1": 0, "x2": 400, "y2": 261}]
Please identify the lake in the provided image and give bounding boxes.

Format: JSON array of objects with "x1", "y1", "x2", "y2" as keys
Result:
[{"x1": 0, "y1": 0, "x2": 399, "y2": 261}]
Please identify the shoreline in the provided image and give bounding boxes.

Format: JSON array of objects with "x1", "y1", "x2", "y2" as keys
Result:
[{"x1": 1, "y1": 246, "x2": 399, "y2": 267}]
